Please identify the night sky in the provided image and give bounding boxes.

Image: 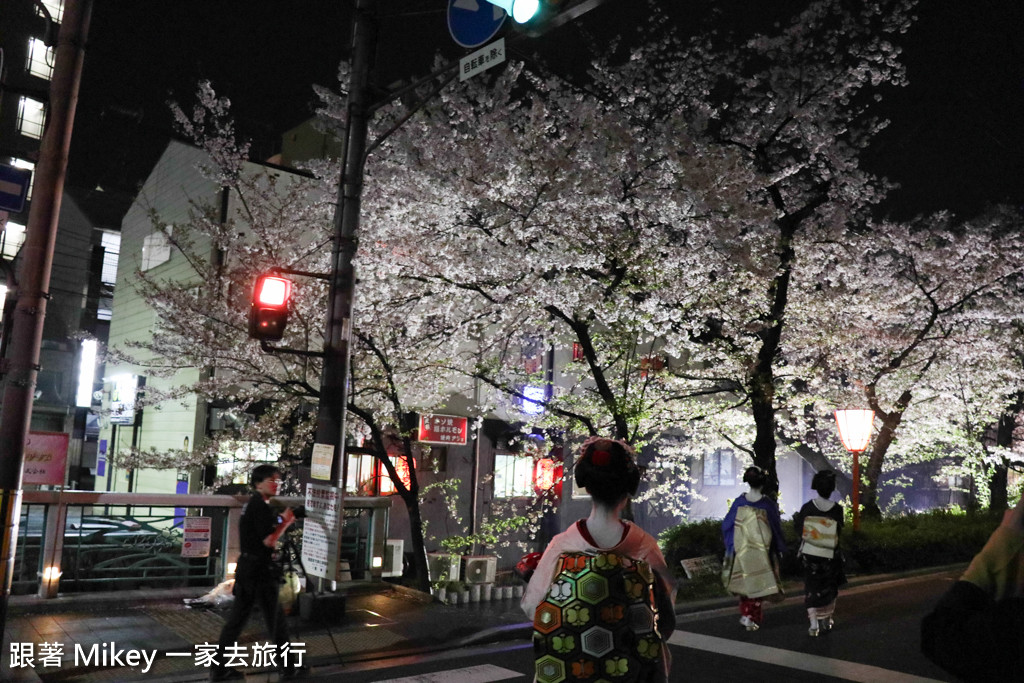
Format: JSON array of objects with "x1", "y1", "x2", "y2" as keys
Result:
[{"x1": 66, "y1": 0, "x2": 1024, "y2": 225}]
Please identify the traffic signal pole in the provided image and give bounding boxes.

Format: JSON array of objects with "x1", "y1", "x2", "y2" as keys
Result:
[
  {"x1": 0, "y1": 0, "x2": 92, "y2": 644},
  {"x1": 315, "y1": 0, "x2": 375, "y2": 489}
]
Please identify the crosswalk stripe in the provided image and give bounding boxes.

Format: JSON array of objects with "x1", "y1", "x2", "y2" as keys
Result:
[
  {"x1": 668, "y1": 631, "x2": 945, "y2": 683},
  {"x1": 372, "y1": 663, "x2": 523, "y2": 682}
]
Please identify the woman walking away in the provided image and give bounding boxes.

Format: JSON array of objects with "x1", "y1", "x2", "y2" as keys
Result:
[
  {"x1": 522, "y1": 437, "x2": 677, "y2": 683},
  {"x1": 722, "y1": 466, "x2": 786, "y2": 631},
  {"x1": 793, "y1": 470, "x2": 847, "y2": 636}
]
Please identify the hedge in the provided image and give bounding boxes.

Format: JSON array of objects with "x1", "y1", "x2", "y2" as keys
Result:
[{"x1": 660, "y1": 509, "x2": 1001, "y2": 581}]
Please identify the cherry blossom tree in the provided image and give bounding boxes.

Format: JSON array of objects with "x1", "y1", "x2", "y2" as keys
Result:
[
  {"x1": 362, "y1": 0, "x2": 923, "y2": 502},
  {"x1": 780, "y1": 208, "x2": 1024, "y2": 516}
]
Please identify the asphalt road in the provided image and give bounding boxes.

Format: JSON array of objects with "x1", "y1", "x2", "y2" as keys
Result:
[{"x1": 313, "y1": 570, "x2": 962, "y2": 682}]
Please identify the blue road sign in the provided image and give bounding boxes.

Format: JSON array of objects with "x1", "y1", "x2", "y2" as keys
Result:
[
  {"x1": 448, "y1": 0, "x2": 507, "y2": 48},
  {"x1": 0, "y1": 164, "x2": 32, "y2": 213}
]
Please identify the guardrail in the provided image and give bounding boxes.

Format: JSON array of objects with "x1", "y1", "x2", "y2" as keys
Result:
[{"x1": 14, "y1": 491, "x2": 392, "y2": 598}]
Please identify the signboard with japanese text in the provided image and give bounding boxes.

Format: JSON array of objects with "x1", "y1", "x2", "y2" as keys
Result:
[
  {"x1": 23, "y1": 431, "x2": 69, "y2": 486},
  {"x1": 302, "y1": 483, "x2": 344, "y2": 580},
  {"x1": 417, "y1": 414, "x2": 468, "y2": 446},
  {"x1": 459, "y1": 38, "x2": 506, "y2": 81},
  {"x1": 181, "y1": 516, "x2": 212, "y2": 558}
]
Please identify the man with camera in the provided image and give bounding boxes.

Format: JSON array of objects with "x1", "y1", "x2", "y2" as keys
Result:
[{"x1": 211, "y1": 464, "x2": 304, "y2": 681}]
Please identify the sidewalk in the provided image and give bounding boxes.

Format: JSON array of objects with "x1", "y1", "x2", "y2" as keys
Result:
[
  {"x1": 2, "y1": 582, "x2": 532, "y2": 683},
  {"x1": 2, "y1": 565, "x2": 966, "y2": 683}
]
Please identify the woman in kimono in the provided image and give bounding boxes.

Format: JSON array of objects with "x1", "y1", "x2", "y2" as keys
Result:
[
  {"x1": 522, "y1": 437, "x2": 677, "y2": 682},
  {"x1": 722, "y1": 466, "x2": 786, "y2": 631},
  {"x1": 793, "y1": 470, "x2": 846, "y2": 636}
]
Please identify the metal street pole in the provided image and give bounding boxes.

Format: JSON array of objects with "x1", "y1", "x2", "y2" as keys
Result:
[
  {"x1": 315, "y1": 0, "x2": 375, "y2": 489},
  {"x1": 0, "y1": 0, "x2": 92, "y2": 644}
]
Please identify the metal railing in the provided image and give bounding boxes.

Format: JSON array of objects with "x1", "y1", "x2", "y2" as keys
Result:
[{"x1": 13, "y1": 491, "x2": 392, "y2": 597}]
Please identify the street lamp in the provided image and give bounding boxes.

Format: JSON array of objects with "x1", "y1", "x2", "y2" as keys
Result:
[{"x1": 834, "y1": 408, "x2": 874, "y2": 531}]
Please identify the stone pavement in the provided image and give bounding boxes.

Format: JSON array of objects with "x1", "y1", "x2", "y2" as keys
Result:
[{"x1": 1, "y1": 583, "x2": 533, "y2": 683}]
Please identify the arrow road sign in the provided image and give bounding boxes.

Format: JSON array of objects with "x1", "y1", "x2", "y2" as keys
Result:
[{"x1": 448, "y1": 0, "x2": 507, "y2": 48}]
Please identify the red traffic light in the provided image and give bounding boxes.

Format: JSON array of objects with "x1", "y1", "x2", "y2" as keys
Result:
[
  {"x1": 255, "y1": 276, "x2": 291, "y2": 306},
  {"x1": 249, "y1": 274, "x2": 292, "y2": 342}
]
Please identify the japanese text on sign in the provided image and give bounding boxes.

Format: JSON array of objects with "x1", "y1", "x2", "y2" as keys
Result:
[
  {"x1": 417, "y1": 413, "x2": 468, "y2": 446},
  {"x1": 459, "y1": 38, "x2": 506, "y2": 82}
]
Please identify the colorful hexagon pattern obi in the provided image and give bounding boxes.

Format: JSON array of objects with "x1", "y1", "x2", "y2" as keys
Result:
[{"x1": 533, "y1": 552, "x2": 662, "y2": 683}]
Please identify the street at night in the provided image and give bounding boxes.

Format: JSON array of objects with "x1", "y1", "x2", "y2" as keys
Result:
[{"x1": 1, "y1": 1, "x2": 1024, "y2": 682}]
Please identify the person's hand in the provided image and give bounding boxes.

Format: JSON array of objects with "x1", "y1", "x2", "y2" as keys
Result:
[{"x1": 280, "y1": 508, "x2": 296, "y2": 526}]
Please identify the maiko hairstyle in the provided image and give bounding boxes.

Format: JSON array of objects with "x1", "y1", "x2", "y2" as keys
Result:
[
  {"x1": 251, "y1": 464, "x2": 281, "y2": 487},
  {"x1": 574, "y1": 437, "x2": 641, "y2": 507},
  {"x1": 742, "y1": 466, "x2": 768, "y2": 490},
  {"x1": 811, "y1": 469, "x2": 837, "y2": 498}
]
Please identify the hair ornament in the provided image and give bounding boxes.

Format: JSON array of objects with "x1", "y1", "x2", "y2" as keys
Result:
[{"x1": 591, "y1": 449, "x2": 611, "y2": 466}]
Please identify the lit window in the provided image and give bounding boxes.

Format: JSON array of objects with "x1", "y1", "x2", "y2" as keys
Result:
[
  {"x1": 379, "y1": 455, "x2": 414, "y2": 495},
  {"x1": 11, "y1": 159, "x2": 35, "y2": 200},
  {"x1": 1, "y1": 222, "x2": 26, "y2": 259},
  {"x1": 27, "y1": 38, "x2": 54, "y2": 80},
  {"x1": 345, "y1": 453, "x2": 376, "y2": 495},
  {"x1": 141, "y1": 228, "x2": 171, "y2": 270},
  {"x1": 100, "y1": 231, "x2": 120, "y2": 284},
  {"x1": 17, "y1": 97, "x2": 46, "y2": 140},
  {"x1": 494, "y1": 453, "x2": 533, "y2": 498},
  {"x1": 703, "y1": 448, "x2": 735, "y2": 486},
  {"x1": 36, "y1": 0, "x2": 64, "y2": 22},
  {"x1": 215, "y1": 440, "x2": 281, "y2": 483}
]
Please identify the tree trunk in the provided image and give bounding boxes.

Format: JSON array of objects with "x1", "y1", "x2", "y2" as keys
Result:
[
  {"x1": 750, "y1": 370, "x2": 779, "y2": 496},
  {"x1": 861, "y1": 411, "x2": 904, "y2": 520},
  {"x1": 401, "y1": 489, "x2": 431, "y2": 592},
  {"x1": 989, "y1": 392, "x2": 1023, "y2": 512}
]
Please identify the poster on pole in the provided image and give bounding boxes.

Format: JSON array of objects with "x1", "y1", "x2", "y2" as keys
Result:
[
  {"x1": 302, "y1": 483, "x2": 345, "y2": 580},
  {"x1": 310, "y1": 443, "x2": 334, "y2": 481},
  {"x1": 23, "y1": 431, "x2": 70, "y2": 486},
  {"x1": 181, "y1": 516, "x2": 212, "y2": 558}
]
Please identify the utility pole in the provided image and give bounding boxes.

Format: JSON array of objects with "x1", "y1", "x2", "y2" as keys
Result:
[
  {"x1": 314, "y1": 0, "x2": 375, "y2": 489},
  {"x1": 0, "y1": 0, "x2": 92, "y2": 644}
]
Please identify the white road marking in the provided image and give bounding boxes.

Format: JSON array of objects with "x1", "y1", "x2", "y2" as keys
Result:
[
  {"x1": 668, "y1": 631, "x2": 946, "y2": 683},
  {"x1": 373, "y1": 663, "x2": 524, "y2": 683}
]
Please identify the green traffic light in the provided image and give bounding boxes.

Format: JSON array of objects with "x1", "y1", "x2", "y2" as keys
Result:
[{"x1": 487, "y1": 0, "x2": 540, "y2": 24}]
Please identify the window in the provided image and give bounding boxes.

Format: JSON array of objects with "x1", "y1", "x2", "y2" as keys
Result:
[
  {"x1": 1, "y1": 222, "x2": 26, "y2": 259},
  {"x1": 17, "y1": 97, "x2": 46, "y2": 140},
  {"x1": 494, "y1": 453, "x2": 533, "y2": 498},
  {"x1": 141, "y1": 228, "x2": 171, "y2": 270},
  {"x1": 100, "y1": 231, "x2": 120, "y2": 284},
  {"x1": 703, "y1": 448, "x2": 735, "y2": 486},
  {"x1": 346, "y1": 453, "x2": 377, "y2": 495},
  {"x1": 215, "y1": 440, "x2": 282, "y2": 483},
  {"x1": 36, "y1": 0, "x2": 64, "y2": 22},
  {"x1": 11, "y1": 159, "x2": 35, "y2": 201},
  {"x1": 27, "y1": 38, "x2": 54, "y2": 80}
]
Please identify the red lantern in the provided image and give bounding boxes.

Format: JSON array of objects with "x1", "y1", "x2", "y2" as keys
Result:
[{"x1": 534, "y1": 457, "x2": 563, "y2": 497}]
